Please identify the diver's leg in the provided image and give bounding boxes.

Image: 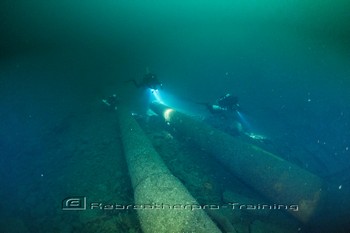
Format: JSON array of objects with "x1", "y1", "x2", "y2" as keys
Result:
[{"x1": 124, "y1": 79, "x2": 141, "y2": 88}]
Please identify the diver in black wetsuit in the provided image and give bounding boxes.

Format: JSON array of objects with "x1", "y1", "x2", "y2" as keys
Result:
[
  {"x1": 199, "y1": 93, "x2": 240, "y2": 114},
  {"x1": 125, "y1": 72, "x2": 163, "y2": 90},
  {"x1": 198, "y1": 93, "x2": 242, "y2": 135}
]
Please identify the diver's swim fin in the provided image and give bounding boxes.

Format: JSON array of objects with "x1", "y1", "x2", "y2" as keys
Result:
[
  {"x1": 196, "y1": 102, "x2": 211, "y2": 107},
  {"x1": 124, "y1": 79, "x2": 141, "y2": 88}
]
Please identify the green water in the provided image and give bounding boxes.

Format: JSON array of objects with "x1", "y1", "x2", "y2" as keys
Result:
[{"x1": 1, "y1": 1, "x2": 350, "y2": 232}]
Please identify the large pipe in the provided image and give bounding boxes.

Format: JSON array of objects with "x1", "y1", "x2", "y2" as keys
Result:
[
  {"x1": 118, "y1": 105, "x2": 222, "y2": 233},
  {"x1": 150, "y1": 102, "x2": 325, "y2": 223}
]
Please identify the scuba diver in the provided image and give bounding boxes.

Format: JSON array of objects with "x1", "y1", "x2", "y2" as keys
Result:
[
  {"x1": 198, "y1": 93, "x2": 243, "y2": 136},
  {"x1": 102, "y1": 93, "x2": 119, "y2": 111},
  {"x1": 199, "y1": 93, "x2": 269, "y2": 141},
  {"x1": 199, "y1": 93, "x2": 240, "y2": 114},
  {"x1": 125, "y1": 72, "x2": 163, "y2": 90}
]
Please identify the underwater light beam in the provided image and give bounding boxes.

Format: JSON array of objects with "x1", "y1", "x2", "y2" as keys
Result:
[
  {"x1": 236, "y1": 110, "x2": 252, "y2": 130},
  {"x1": 149, "y1": 88, "x2": 164, "y2": 104}
]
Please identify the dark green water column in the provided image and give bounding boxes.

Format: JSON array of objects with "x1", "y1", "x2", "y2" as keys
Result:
[
  {"x1": 150, "y1": 102, "x2": 325, "y2": 223},
  {"x1": 118, "y1": 105, "x2": 222, "y2": 233}
]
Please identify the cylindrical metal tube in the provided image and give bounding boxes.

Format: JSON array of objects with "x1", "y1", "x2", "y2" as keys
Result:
[
  {"x1": 150, "y1": 102, "x2": 325, "y2": 223},
  {"x1": 118, "y1": 105, "x2": 222, "y2": 233}
]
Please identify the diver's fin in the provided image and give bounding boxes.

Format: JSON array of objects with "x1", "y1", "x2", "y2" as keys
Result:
[
  {"x1": 124, "y1": 79, "x2": 141, "y2": 88},
  {"x1": 196, "y1": 102, "x2": 213, "y2": 112},
  {"x1": 196, "y1": 102, "x2": 210, "y2": 107}
]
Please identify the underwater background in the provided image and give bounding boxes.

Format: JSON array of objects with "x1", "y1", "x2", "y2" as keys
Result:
[{"x1": 1, "y1": 1, "x2": 350, "y2": 232}]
